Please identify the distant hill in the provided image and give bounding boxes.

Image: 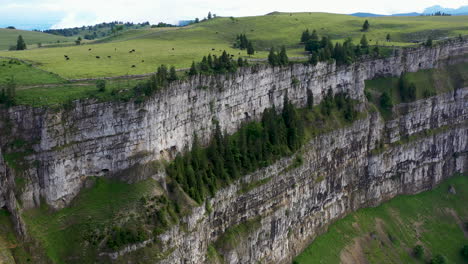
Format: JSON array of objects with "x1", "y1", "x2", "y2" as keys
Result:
[
  {"x1": 0, "y1": 28, "x2": 72, "y2": 50},
  {"x1": 391, "y1": 12, "x2": 421, "y2": 17},
  {"x1": 351, "y1": 5, "x2": 468, "y2": 17},
  {"x1": 43, "y1": 21, "x2": 151, "y2": 40},
  {"x1": 350, "y1": 12, "x2": 385, "y2": 17},
  {"x1": 423, "y1": 5, "x2": 468, "y2": 15}
]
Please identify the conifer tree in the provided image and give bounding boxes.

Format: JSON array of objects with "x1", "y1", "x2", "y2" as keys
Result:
[
  {"x1": 279, "y1": 46, "x2": 289, "y2": 66},
  {"x1": 309, "y1": 52, "x2": 319, "y2": 65},
  {"x1": 169, "y1": 66, "x2": 177, "y2": 81},
  {"x1": 247, "y1": 41, "x2": 255, "y2": 56},
  {"x1": 268, "y1": 47, "x2": 278, "y2": 66},
  {"x1": 189, "y1": 61, "x2": 198, "y2": 75},
  {"x1": 362, "y1": 20, "x2": 370, "y2": 31},
  {"x1": 16, "y1": 35, "x2": 26, "y2": 50},
  {"x1": 360, "y1": 34, "x2": 369, "y2": 49},
  {"x1": 301, "y1": 29, "x2": 310, "y2": 43}
]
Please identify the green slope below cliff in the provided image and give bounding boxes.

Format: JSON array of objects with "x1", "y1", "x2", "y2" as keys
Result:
[{"x1": 294, "y1": 173, "x2": 468, "y2": 264}]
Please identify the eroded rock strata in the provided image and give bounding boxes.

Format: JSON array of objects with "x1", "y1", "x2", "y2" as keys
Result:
[{"x1": 0, "y1": 38, "x2": 467, "y2": 263}]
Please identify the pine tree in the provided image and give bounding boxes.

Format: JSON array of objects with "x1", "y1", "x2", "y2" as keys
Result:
[
  {"x1": 16, "y1": 35, "x2": 26, "y2": 50},
  {"x1": 310, "y1": 30, "x2": 319, "y2": 41},
  {"x1": 247, "y1": 41, "x2": 255, "y2": 56},
  {"x1": 189, "y1": 61, "x2": 198, "y2": 76},
  {"x1": 279, "y1": 46, "x2": 289, "y2": 66},
  {"x1": 360, "y1": 35, "x2": 369, "y2": 49},
  {"x1": 309, "y1": 52, "x2": 319, "y2": 65},
  {"x1": 268, "y1": 47, "x2": 278, "y2": 66},
  {"x1": 169, "y1": 66, "x2": 177, "y2": 81},
  {"x1": 362, "y1": 20, "x2": 370, "y2": 31},
  {"x1": 386, "y1": 33, "x2": 391, "y2": 42},
  {"x1": 301, "y1": 29, "x2": 310, "y2": 43},
  {"x1": 380, "y1": 91, "x2": 393, "y2": 110},
  {"x1": 208, "y1": 12, "x2": 212, "y2": 19}
]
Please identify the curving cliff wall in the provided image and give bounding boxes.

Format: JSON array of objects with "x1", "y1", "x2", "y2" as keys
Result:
[
  {"x1": 156, "y1": 87, "x2": 468, "y2": 264},
  {"x1": 0, "y1": 39, "x2": 467, "y2": 211}
]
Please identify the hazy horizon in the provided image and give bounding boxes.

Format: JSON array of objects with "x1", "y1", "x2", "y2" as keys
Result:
[{"x1": 0, "y1": 0, "x2": 467, "y2": 30}]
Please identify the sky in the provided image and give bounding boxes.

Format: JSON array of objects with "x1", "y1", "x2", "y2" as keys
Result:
[{"x1": 0, "y1": 0, "x2": 466, "y2": 29}]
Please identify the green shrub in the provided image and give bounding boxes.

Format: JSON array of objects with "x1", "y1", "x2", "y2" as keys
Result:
[
  {"x1": 431, "y1": 254, "x2": 447, "y2": 264},
  {"x1": 413, "y1": 245, "x2": 424, "y2": 258},
  {"x1": 462, "y1": 245, "x2": 468, "y2": 260},
  {"x1": 96, "y1": 80, "x2": 106, "y2": 92}
]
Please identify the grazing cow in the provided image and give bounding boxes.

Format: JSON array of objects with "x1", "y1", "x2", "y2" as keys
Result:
[
  {"x1": 64, "y1": 55, "x2": 68, "y2": 58},
  {"x1": 131, "y1": 65, "x2": 136, "y2": 68},
  {"x1": 108, "y1": 56, "x2": 111, "y2": 58},
  {"x1": 88, "y1": 48, "x2": 92, "y2": 51},
  {"x1": 132, "y1": 49, "x2": 135, "y2": 52},
  {"x1": 129, "y1": 51, "x2": 133, "y2": 53},
  {"x1": 172, "y1": 48, "x2": 174, "y2": 50},
  {"x1": 212, "y1": 48, "x2": 215, "y2": 51},
  {"x1": 96, "y1": 56, "x2": 100, "y2": 59},
  {"x1": 141, "y1": 60, "x2": 144, "y2": 62},
  {"x1": 66, "y1": 57, "x2": 70, "y2": 60}
]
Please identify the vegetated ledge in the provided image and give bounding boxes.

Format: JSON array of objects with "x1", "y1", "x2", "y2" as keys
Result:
[{"x1": 151, "y1": 89, "x2": 467, "y2": 264}]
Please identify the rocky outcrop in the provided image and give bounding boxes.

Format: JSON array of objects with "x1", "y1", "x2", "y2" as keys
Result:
[
  {"x1": 156, "y1": 88, "x2": 468, "y2": 264},
  {"x1": 0, "y1": 39, "x2": 467, "y2": 210}
]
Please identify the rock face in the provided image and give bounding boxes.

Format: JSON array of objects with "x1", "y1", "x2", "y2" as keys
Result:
[
  {"x1": 0, "y1": 39, "x2": 467, "y2": 210},
  {"x1": 156, "y1": 88, "x2": 468, "y2": 264},
  {"x1": 0, "y1": 38, "x2": 467, "y2": 263}
]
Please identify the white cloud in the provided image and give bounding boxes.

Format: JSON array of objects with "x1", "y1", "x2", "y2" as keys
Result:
[{"x1": 1, "y1": 0, "x2": 467, "y2": 29}]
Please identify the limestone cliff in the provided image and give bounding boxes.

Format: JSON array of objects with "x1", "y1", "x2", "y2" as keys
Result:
[
  {"x1": 0, "y1": 39, "x2": 466, "y2": 210},
  {"x1": 155, "y1": 87, "x2": 468, "y2": 264},
  {"x1": 0, "y1": 38, "x2": 467, "y2": 263}
]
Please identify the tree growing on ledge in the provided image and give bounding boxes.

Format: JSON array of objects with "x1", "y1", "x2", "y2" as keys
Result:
[{"x1": 380, "y1": 91, "x2": 393, "y2": 111}]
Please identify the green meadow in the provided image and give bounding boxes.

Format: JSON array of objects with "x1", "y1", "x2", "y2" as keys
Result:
[
  {"x1": 0, "y1": 28, "x2": 73, "y2": 51},
  {"x1": 294, "y1": 174, "x2": 468, "y2": 264},
  {"x1": 1, "y1": 13, "x2": 467, "y2": 79}
]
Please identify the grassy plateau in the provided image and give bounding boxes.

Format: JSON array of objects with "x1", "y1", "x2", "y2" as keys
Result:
[{"x1": 0, "y1": 13, "x2": 467, "y2": 79}]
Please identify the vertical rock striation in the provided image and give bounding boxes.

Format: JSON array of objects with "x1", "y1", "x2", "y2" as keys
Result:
[
  {"x1": 157, "y1": 88, "x2": 468, "y2": 264},
  {"x1": 0, "y1": 39, "x2": 466, "y2": 210}
]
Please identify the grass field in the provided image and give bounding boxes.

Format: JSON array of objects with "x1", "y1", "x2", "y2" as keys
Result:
[
  {"x1": 0, "y1": 13, "x2": 467, "y2": 79},
  {"x1": 0, "y1": 28, "x2": 73, "y2": 51},
  {"x1": 294, "y1": 173, "x2": 468, "y2": 264},
  {"x1": 0, "y1": 59, "x2": 65, "y2": 86}
]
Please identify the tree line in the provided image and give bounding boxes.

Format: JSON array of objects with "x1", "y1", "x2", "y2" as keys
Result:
[
  {"x1": 166, "y1": 95, "x2": 305, "y2": 203},
  {"x1": 234, "y1": 34, "x2": 255, "y2": 55},
  {"x1": 301, "y1": 29, "x2": 379, "y2": 65},
  {"x1": 189, "y1": 51, "x2": 249, "y2": 75},
  {"x1": 43, "y1": 21, "x2": 150, "y2": 40},
  {"x1": 166, "y1": 90, "x2": 359, "y2": 203}
]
